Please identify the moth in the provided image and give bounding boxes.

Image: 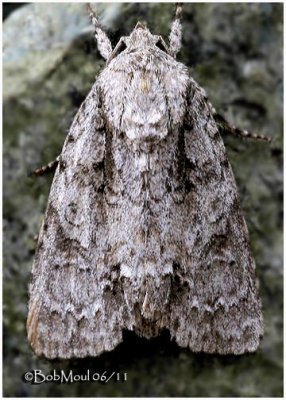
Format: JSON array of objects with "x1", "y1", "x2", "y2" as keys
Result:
[{"x1": 27, "y1": 3, "x2": 267, "y2": 359}]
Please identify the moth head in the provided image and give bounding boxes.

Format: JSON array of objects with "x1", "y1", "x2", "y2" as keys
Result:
[
  {"x1": 124, "y1": 22, "x2": 168, "y2": 52},
  {"x1": 88, "y1": 3, "x2": 183, "y2": 61},
  {"x1": 134, "y1": 21, "x2": 147, "y2": 30}
]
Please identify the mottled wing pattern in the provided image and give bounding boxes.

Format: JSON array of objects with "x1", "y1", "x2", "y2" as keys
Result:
[
  {"x1": 168, "y1": 78, "x2": 263, "y2": 354},
  {"x1": 27, "y1": 83, "x2": 124, "y2": 359}
]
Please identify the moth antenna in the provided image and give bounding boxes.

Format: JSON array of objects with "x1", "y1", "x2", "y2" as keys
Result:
[
  {"x1": 169, "y1": 3, "x2": 183, "y2": 58},
  {"x1": 86, "y1": 3, "x2": 112, "y2": 61}
]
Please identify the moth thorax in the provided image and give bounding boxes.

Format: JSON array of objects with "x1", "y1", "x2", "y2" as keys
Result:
[
  {"x1": 123, "y1": 109, "x2": 168, "y2": 152},
  {"x1": 127, "y1": 27, "x2": 157, "y2": 49},
  {"x1": 139, "y1": 74, "x2": 151, "y2": 93}
]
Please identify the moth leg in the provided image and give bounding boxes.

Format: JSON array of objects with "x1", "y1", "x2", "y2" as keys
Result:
[
  {"x1": 87, "y1": 3, "x2": 112, "y2": 60},
  {"x1": 169, "y1": 3, "x2": 183, "y2": 58},
  {"x1": 33, "y1": 156, "x2": 59, "y2": 176},
  {"x1": 106, "y1": 37, "x2": 128, "y2": 65},
  {"x1": 209, "y1": 101, "x2": 272, "y2": 143},
  {"x1": 155, "y1": 36, "x2": 171, "y2": 55}
]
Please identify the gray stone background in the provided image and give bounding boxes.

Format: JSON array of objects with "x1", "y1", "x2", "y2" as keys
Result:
[{"x1": 3, "y1": 2, "x2": 283, "y2": 397}]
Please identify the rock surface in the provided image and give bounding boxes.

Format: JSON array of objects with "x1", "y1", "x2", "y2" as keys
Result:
[{"x1": 3, "y1": 3, "x2": 282, "y2": 397}]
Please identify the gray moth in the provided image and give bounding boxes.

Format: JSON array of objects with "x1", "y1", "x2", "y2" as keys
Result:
[{"x1": 27, "y1": 3, "x2": 265, "y2": 359}]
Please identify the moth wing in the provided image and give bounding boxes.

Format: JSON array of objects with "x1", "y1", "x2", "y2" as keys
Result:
[
  {"x1": 169, "y1": 78, "x2": 263, "y2": 354},
  {"x1": 27, "y1": 83, "x2": 124, "y2": 359}
]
